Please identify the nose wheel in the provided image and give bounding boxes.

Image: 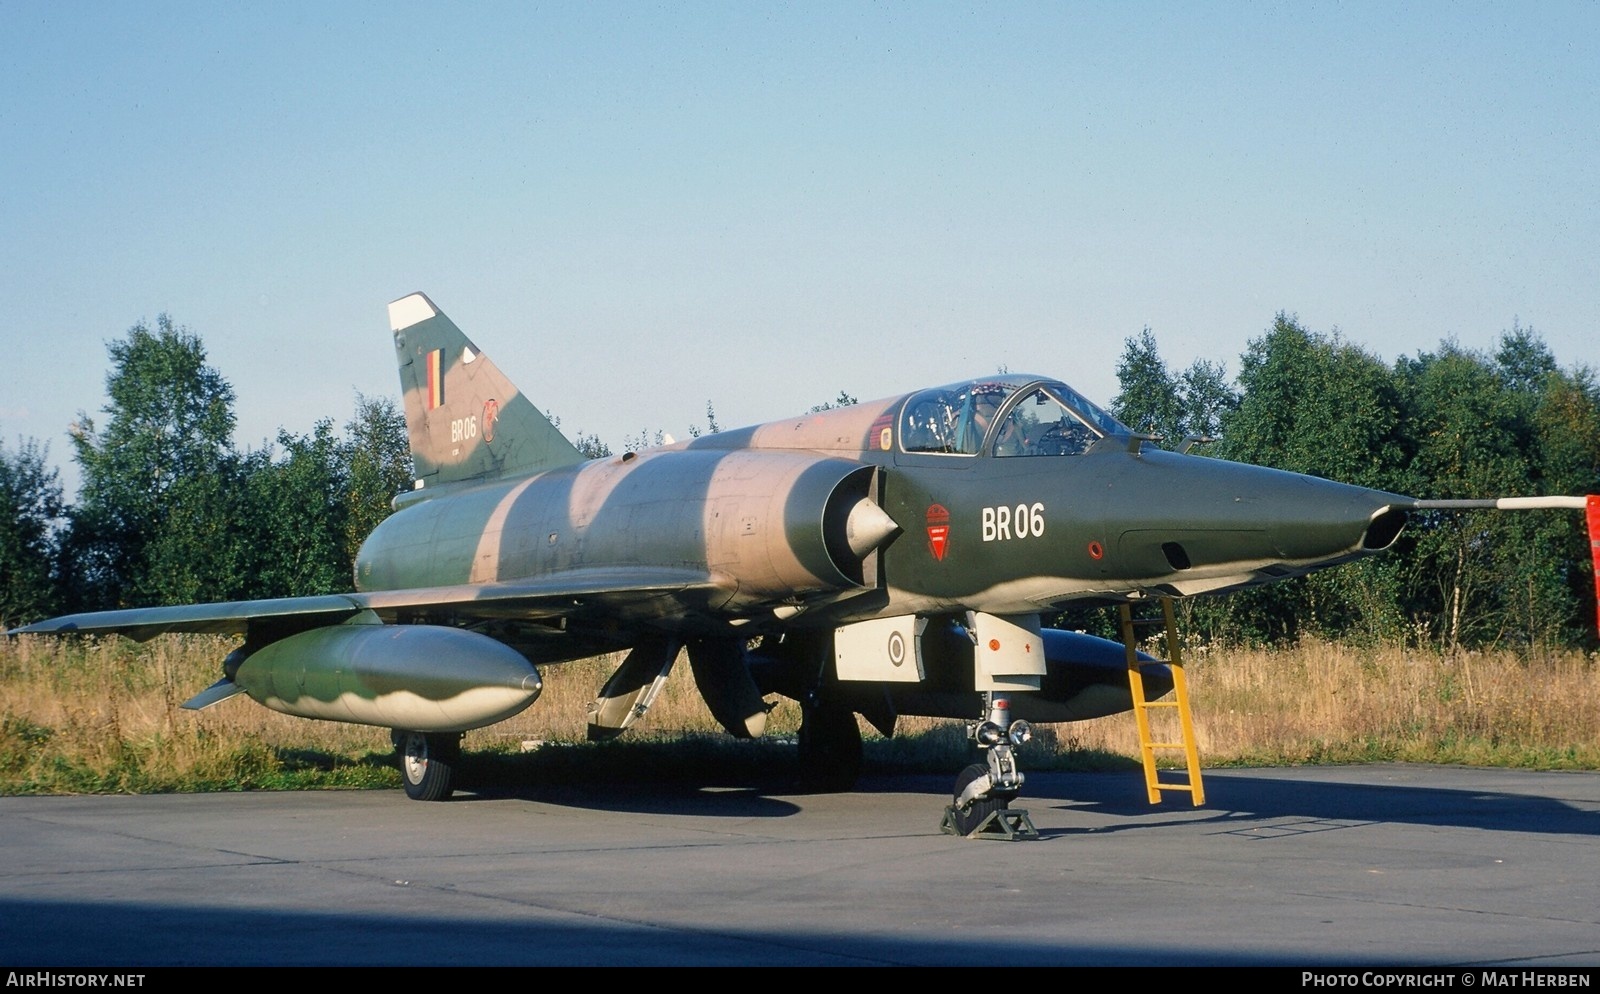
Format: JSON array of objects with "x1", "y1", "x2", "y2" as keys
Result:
[
  {"x1": 940, "y1": 696, "x2": 1037, "y2": 839},
  {"x1": 947, "y1": 763, "x2": 1009, "y2": 834}
]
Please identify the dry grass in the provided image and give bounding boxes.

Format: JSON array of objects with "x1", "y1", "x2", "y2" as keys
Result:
[
  {"x1": 2, "y1": 633, "x2": 1598, "y2": 795},
  {"x1": 1179, "y1": 640, "x2": 1600, "y2": 768},
  {"x1": 0, "y1": 635, "x2": 396, "y2": 793}
]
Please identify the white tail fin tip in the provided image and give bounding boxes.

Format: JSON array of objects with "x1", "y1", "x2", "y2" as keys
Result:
[{"x1": 388, "y1": 293, "x2": 437, "y2": 332}]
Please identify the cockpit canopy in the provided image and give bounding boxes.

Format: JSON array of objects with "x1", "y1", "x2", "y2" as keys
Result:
[{"x1": 898, "y1": 375, "x2": 1129, "y2": 457}]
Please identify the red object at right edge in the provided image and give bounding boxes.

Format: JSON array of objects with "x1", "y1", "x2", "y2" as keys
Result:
[{"x1": 1588, "y1": 495, "x2": 1600, "y2": 634}]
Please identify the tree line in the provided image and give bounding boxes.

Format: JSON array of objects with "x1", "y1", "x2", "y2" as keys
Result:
[
  {"x1": 1, "y1": 316, "x2": 414, "y2": 626},
  {"x1": 1107, "y1": 315, "x2": 1600, "y2": 650},
  {"x1": 3, "y1": 311, "x2": 1596, "y2": 650}
]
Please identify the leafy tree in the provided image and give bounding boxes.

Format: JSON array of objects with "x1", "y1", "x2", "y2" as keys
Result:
[
  {"x1": 342, "y1": 394, "x2": 412, "y2": 566},
  {"x1": 573, "y1": 432, "x2": 612, "y2": 459},
  {"x1": 545, "y1": 410, "x2": 613, "y2": 459},
  {"x1": 1392, "y1": 342, "x2": 1532, "y2": 649},
  {"x1": 1110, "y1": 331, "x2": 1239, "y2": 446},
  {"x1": 65, "y1": 315, "x2": 237, "y2": 608},
  {"x1": 1196, "y1": 318, "x2": 1595, "y2": 650},
  {"x1": 1505, "y1": 336, "x2": 1599, "y2": 647},
  {"x1": 1111, "y1": 329, "x2": 1184, "y2": 442},
  {"x1": 1219, "y1": 314, "x2": 1406, "y2": 489},
  {"x1": 247, "y1": 423, "x2": 352, "y2": 597},
  {"x1": 809, "y1": 391, "x2": 859, "y2": 413},
  {"x1": 686, "y1": 401, "x2": 723, "y2": 440},
  {"x1": 1528, "y1": 366, "x2": 1600, "y2": 645},
  {"x1": 1495, "y1": 322, "x2": 1558, "y2": 394},
  {"x1": 1195, "y1": 315, "x2": 1410, "y2": 644},
  {"x1": 140, "y1": 449, "x2": 262, "y2": 604},
  {"x1": 1178, "y1": 358, "x2": 1238, "y2": 441},
  {"x1": 144, "y1": 399, "x2": 418, "y2": 602},
  {"x1": 1381, "y1": 333, "x2": 1599, "y2": 650},
  {"x1": 623, "y1": 428, "x2": 667, "y2": 452},
  {"x1": 0, "y1": 436, "x2": 65, "y2": 626}
]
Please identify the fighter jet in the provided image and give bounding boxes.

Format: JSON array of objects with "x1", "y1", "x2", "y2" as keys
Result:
[{"x1": 14, "y1": 293, "x2": 1596, "y2": 827}]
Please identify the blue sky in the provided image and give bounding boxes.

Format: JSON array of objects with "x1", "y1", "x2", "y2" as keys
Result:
[{"x1": 3, "y1": 2, "x2": 1596, "y2": 495}]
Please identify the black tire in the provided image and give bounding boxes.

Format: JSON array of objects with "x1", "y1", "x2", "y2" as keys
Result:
[
  {"x1": 950, "y1": 762, "x2": 1007, "y2": 835},
  {"x1": 397, "y1": 730, "x2": 460, "y2": 802},
  {"x1": 797, "y1": 703, "x2": 863, "y2": 792}
]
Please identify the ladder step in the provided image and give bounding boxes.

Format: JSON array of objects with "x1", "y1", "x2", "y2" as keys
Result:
[{"x1": 1119, "y1": 596, "x2": 1204, "y2": 809}]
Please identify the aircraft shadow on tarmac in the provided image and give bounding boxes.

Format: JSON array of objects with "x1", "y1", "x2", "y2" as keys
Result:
[
  {"x1": 459, "y1": 779, "x2": 807, "y2": 817},
  {"x1": 446, "y1": 742, "x2": 834, "y2": 815},
  {"x1": 1013, "y1": 769, "x2": 1600, "y2": 838},
  {"x1": 445, "y1": 755, "x2": 1600, "y2": 837}
]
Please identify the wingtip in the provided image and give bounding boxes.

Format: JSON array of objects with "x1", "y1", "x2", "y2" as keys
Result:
[{"x1": 5, "y1": 620, "x2": 68, "y2": 636}]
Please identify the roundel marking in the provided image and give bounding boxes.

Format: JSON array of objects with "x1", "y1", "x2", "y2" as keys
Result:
[{"x1": 887, "y1": 630, "x2": 906, "y2": 667}]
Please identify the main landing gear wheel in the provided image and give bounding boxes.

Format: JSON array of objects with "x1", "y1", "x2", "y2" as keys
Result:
[
  {"x1": 797, "y1": 702, "x2": 863, "y2": 792},
  {"x1": 949, "y1": 762, "x2": 1008, "y2": 835},
  {"x1": 395, "y1": 730, "x2": 461, "y2": 802}
]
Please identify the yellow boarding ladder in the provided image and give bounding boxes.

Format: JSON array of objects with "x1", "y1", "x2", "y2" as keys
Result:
[{"x1": 1118, "y1": 597, "x2": 1204, "y2": 806}]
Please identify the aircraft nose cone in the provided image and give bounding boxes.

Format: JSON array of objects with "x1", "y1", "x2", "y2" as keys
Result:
[
  {"x1": 1260, "y1": 474, "x2": 1406, "y2": 560},
  {"x1": 1110, "y1": 451, "x2": 1407, "y2": 577}
]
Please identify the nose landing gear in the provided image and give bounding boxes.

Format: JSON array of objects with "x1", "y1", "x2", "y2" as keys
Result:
[{"x1": 940, "y1": 696, "x2": 1038, "y2": 839}]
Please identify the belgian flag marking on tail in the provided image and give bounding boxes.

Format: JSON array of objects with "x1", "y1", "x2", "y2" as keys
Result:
[{"x1": 426, "y1": 349, "x2": 444, "y2": 410}]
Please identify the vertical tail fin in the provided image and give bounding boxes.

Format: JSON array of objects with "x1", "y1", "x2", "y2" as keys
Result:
[{"x1": 388, "y1": 292, "x2": 584, "y2": 490}]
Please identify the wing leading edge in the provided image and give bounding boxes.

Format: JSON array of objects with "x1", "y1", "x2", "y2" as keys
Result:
[{"x1": 7, "y1": 568, "x2": 726, "y2": 641}]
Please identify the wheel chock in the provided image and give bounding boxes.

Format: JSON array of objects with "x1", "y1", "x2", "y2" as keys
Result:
[{"x1": 939, "y1": 805, "x2": 1038, "y2": 840}]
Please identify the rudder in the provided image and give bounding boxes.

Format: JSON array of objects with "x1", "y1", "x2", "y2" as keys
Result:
[{"x1": 388, "y1": 292, "x2": 584, "y2": 490}]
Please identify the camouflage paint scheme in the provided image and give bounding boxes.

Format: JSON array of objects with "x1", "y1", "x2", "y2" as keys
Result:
[
  {"x1": 371, "y1": 294, "x2": 1410, "y2": 622},
  {"x1": 23, "y1": 292, "x2": 1583, "y2": 803}
]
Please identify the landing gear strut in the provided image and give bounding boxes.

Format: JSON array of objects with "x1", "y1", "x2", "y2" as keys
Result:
[
  {"x1": 941, "y1": 695, "x2": 1038, "y2": 839},
  {"x1": 797, "y1": 697, "x2": 863, "y2": 792},
  {"x1": 394, "y1": 730, "x2": 461, "y2": 802}
]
